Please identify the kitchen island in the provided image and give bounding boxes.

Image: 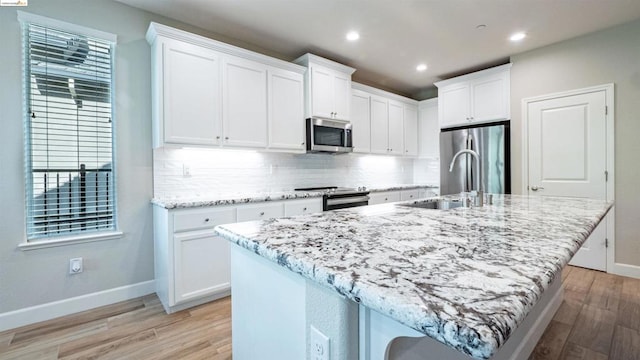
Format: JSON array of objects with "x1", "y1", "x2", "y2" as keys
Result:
[{"x1": 214, "y1": 195, "x2": 612, "y2": 360}]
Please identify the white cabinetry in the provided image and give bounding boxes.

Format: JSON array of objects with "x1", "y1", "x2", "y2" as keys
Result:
[
  {"x1": 418, "y1": 98, "x2": 439, "y2": 159},
  {"x1": 294, "y1": 53, "x2": 356, "y2": 121},
  {"x1": 351, "y1": 89, "x2": 371, "y2": 153},
  {"x1": 158, "y1": 39, "x2": 222, "y2": 146},
  {"x1": 222, "y1": 56, "x2": 268, "y2": 148},
  {"x1": 400, "y1": 189, "x2": 421, "y2": 201},
  {"x1": 154, "y1": 197, "x2": 323, "y2": 313},
  {"x1": 268, "y1": 68, "x2": 305, "y2": 151},
  {"x1": 352, "y1": 82, "x2": 419, "y2": 157},
  {"x1": 435, "y1": 64, "x2": 511, "y2": 129},
  {"x1": 368, "y1": 191, "x2": 401, "y2": 205},
  {"x1": 154, "y1": 206, "x2": 235, "y2": 313},
  {"x1": 403, "y1": 104, "x2": 419, "y2": 156},
  {"x1": 147, "y1": 23, "x2": 305, "y2": 152}
]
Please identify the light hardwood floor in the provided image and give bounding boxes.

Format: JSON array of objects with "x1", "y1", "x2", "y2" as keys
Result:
[{"x1": 0, "y1": 266, "x2": 638, "y2": 360}]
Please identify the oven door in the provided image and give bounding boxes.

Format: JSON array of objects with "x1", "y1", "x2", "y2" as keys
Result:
[{"x1": 307, "y1": 118, "x2": 353, "y2": 153}]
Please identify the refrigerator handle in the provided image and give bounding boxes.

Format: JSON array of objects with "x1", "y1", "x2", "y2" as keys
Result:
[{"x1": 466, "y1": 136, "x2": 473, "y2": 192}]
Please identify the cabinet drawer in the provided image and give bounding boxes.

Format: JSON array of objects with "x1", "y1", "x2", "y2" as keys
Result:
[
  {"x1": 237, "y1": 202, "x2": 284, "y2": 222},
  {"x1": 173, "y1": 207, "x2": 236, "y2": 233},
  {"x1": 400, "y1": 189, "x2": 421, "y2": 201},
  {"x1": 284, "y1": 199, "x2": 323, "y2": 217},
  {"x1": 368, "y1": 191, "x2": 401, "y2": 205}
]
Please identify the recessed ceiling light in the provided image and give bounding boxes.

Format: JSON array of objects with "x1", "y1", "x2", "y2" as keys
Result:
[
  {"x1": 510, "y1": 32, "x2": 526, "y2": 42},
  {"x1": 416, "y1": 64, "x2": 427, "y2": 72},
  {"x1": 346, "y1": 31, "x2": 360, "y2": 41}
]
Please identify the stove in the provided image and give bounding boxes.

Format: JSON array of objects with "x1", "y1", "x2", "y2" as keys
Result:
[{"x1": 294, "y1": 186, "x2": 370, "y2": 211}]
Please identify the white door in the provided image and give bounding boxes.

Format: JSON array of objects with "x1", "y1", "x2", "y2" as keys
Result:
[
  {"x1": 310, "y1": 66, "x2": 334, "y2": 118},
  {"x1": 222, "y1": 56, "x2": 268, "y2": 148},
  {"x1": 388, "y1": 101, "x2": 404, "y2": 155},
  {"x1": 403, "y1": 104, "x2": 419, "y2": 156},
  {"x1": 351, "y1": 90, "x2": 371, "y2": 153},
  {"x1": 332, "y1": 71, "x2": 351, "y2": 121},
  {"x1": 268, "y1": 68, "x2": 304, "y2": 151},
  {"x1": 527, "y1": 90, "x2": 607, "y2": 270},
  {"x1": 370, "y1": 96, "x2": 389, "y2": 154},
  {"x1": 163, "y1": 40, "x2": 221, "y2": 145}
]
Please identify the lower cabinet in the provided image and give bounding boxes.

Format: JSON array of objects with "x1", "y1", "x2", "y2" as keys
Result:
[
  {"x1": 368, "y1": 188, "x2": 440, "y2": 206},
  {"x1": 154, "y1": 197, "x2": 322, "y2": 313}
]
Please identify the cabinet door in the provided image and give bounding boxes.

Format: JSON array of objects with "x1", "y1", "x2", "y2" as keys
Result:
[
  {"x1": 470, "y1": 72, "x2": 509, "y2": 122},
  {"x1": 351, "y1": 90, "x2": 371, "y2": 153},
  {"x1": 174, "y1": 230, "x2": 231, "y2": 304},
  {"x1": 163, "y1": 40, "x2": 221, "y2": 145},
  {"x1": 439, "y1": 83, "x2": 470, "y2": 128},
  {"x1": 332, "y1": 72, "x2": 351, "y2": 121},
  {"x1": 387, "y1": 101, "x2": 404, "y2": 155},
  {"x1": 310, "y1": 66, "x2": 334, "y2": 118},
  {"x1": 418, "y1": 98, "x2": 439, "y2": 158},
  {"x1": 370, "y1": 96, "x2": 389, "y2": 154},
  {"x1": 222, "y1": 56, "x2": 268, "y2": 148},
  {"x1": 403, "y1": 104, "x2": 418, "y2": 156},
  {"x1": 268, "y1": 68, "x2": 305, "y2": 151}
]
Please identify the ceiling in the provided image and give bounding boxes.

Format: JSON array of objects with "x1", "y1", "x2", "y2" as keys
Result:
[{"x1": 116, "y1": 0, "x2": 640, "y2": 99}]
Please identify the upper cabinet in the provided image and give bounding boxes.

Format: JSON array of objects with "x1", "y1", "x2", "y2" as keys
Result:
[
  {"x1": 418, "y1": 98, "x2": 439, "y2": 159},
  {"x1": 147, "y1": 23, "x2": 306, "y2": 152},
  {"x1": 352, "y1": 82, "x2": 419, "y2": 157},
  {"x1": 294, "y1": 54, "x2": 356, "y2": 121},
  {"x1": 434, "y1": 64, "x2": 511, "y2": 129}
]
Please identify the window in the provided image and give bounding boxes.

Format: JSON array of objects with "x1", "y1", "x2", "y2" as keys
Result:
[{"x1": 21, "y1": 15, "x2": 117, "y2": 241}]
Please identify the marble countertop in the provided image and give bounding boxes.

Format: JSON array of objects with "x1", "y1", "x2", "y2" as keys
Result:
[
  {"x1": 151, "y1": 184, "x2": 438, "y2": 209},
  {"x1": 214, "y1": 195, "x2": 612, "y2": 359}
]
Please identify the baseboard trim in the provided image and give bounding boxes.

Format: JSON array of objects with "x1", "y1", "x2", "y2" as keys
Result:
[
  {"x1": 0, "y1": 280, "x2": 155, "y2": 332},
  {"x1": 610, "y1": 262, "x2": 640, "y2": 279}
]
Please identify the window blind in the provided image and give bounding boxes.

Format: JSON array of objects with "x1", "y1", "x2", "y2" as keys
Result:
[{"x1": 23, "y1": 22, "x2": 116, "y2": 239}]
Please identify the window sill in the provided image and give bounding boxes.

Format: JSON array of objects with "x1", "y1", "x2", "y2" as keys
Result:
[{"x1": 18, "y1": 231, "x2": 124, "y2": 251}]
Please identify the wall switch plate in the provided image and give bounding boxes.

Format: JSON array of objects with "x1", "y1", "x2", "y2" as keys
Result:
[
  {"x1": 69, "y1": 257, "x2": 83, "y2": 274},
  {"x1": 182, "y1": 164, "x2": 191, "y2": 177},
  {"x1": 310, "y1": 325, "x2": 330, "y2": 360}
]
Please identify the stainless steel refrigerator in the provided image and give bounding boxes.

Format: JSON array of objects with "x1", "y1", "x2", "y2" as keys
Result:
[{"x1": 440, "y1": 121, "x2": 511, "y2": 195}]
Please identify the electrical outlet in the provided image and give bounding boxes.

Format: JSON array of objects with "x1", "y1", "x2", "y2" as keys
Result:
[
  {"x1": 182, "y1": 164, "x2": 191, "y2": 177},
  {"x1": 69, "y1": 258, "x2": 83, "y2": 274},
  {"x1": 310, "y1": 325, "x2": 330, "y2": 360}
]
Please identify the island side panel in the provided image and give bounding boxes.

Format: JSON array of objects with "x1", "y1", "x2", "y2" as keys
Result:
[{"x1": 231, "y1": 244, "x2": 307, "y2": 359}]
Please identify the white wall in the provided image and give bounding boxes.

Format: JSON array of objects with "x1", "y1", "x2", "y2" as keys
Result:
[
  {"x1": 154, "y1": 148, "x2": 420, "y2": 199},
  {"x1": 510, "y1": 19, "x2": 640, "y2": 267}
]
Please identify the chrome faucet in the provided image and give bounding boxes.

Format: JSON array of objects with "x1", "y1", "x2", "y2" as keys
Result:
[{"x1": 449, "y1": 149, "x2": 484, "y2": 207}]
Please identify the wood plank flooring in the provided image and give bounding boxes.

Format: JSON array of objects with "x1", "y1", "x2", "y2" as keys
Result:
[{"x1": 0, "y1": 266, "x2": 638, "y2": 359}]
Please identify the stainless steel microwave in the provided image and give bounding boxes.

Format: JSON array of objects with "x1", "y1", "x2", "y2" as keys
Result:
[{"x1": 306, "y1": 117, "x2": 353, "y2": 153}]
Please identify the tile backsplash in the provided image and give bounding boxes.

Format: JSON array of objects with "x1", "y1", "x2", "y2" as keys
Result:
[{"x1": 153, "y1": 148, "x2": 439, "y2": 198}]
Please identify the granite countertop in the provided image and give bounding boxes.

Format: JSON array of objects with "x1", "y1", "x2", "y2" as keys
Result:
[
  {"x1": 151, "y1": 184, "x2": 438, "y2": 209},
  {"x1": 214, "y1": 194, "x2": 612, "y2": 360}
]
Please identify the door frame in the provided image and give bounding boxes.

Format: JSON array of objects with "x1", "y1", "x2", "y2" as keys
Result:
[{"x1": 521, "y1": 83, "x2": 615, "y2": 273}]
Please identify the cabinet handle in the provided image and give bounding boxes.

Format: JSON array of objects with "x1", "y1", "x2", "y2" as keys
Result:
[
  {"x1": 204, "y1": 218, "x2": 210, "y2": 222},
  {"x1": 260, "y1": 211, "x2": 265, "y2": 216}
]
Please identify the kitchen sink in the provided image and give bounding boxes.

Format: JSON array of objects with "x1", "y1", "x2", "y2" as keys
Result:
[{"x1": 400, "y1": 197, "x2": 465, "y2": 210}]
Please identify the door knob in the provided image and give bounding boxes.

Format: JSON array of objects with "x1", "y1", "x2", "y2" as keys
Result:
[{"x1": 531, "y1": 186, "x2": 545, "y2": 191}]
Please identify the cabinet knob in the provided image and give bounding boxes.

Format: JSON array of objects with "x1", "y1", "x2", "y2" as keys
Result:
[
  {"x1": 390, "y1": 148, "x2": 393, "y2": 152},
  {"x1": 410, "y1": 195, "x2": 413, "y2": 198},
  {"x1": 216, "y1": 136, "x2": 220, "y2": 139},
  {"x1": 204, "y1": 218, "x2": 210, "y2": 222},
  {"x1": 303, "y1": 207, "x2": 307, "y2": 211},
  {"x1": 301, "y1": 142, "x2": 305, "y2": 146},
  {"x1": 225, "y1": 136, "x2": 229, "y2": 140},
  {"x1": 260, "y1": 211, "x2": 265, "y2": 216},
  {"x1": 406, "y1": 150, "x2": 408, "y2": 153}
]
